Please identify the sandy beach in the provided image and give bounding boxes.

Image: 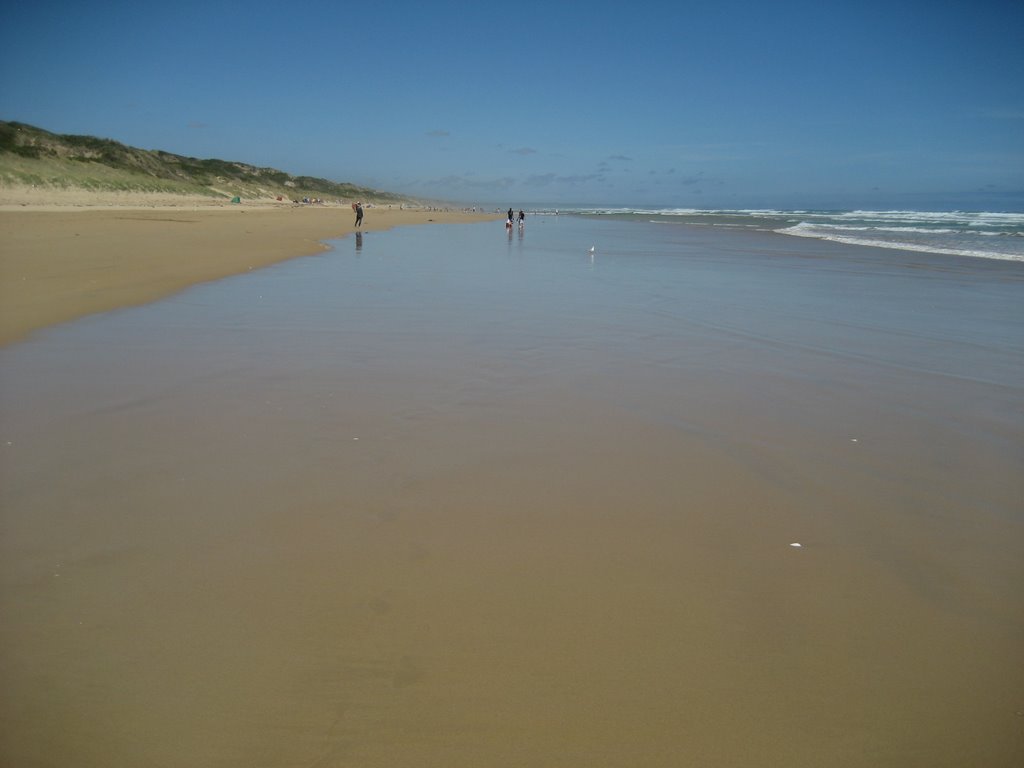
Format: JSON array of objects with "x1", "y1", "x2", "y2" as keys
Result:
[
  {"x1": 1, "y1": 203, "x2": 1022, "y2": 767},
  {"x1": 0, "y1": 195, "x2": 494, "y2": 346}
]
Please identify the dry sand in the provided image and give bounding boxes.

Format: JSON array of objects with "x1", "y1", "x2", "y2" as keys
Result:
[{"x1": 0, "y1": 191, "x2": 495, "y2": 345}]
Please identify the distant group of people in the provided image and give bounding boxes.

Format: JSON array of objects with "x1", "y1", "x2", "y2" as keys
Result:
[{"x1": 506, "y1": 207, "x2": 525, "y2": 231}]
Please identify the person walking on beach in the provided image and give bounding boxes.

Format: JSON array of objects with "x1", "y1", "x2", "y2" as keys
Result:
[
  {"x1": 507, "y1": 208, "x2": 514, "y2": 225},
  {"x1": 355, "y1": 202, "x2": 364, "y2": 228},
  {"x1": 518, "y1": 209, "x2": 525, "y2": 226}
]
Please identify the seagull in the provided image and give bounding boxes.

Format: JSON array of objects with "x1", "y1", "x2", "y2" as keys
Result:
[{"x1": 589, "y1": 246, "x2": 595, "y2": 253}]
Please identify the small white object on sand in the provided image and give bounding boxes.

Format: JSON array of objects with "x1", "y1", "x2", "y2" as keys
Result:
[{"x1": 790, "y1": 542, "x2": 802, "y2": 548}]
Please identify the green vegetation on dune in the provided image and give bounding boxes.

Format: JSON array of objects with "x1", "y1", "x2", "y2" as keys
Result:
[
  {"x1": 0, "y1": 121, "x2": 405, "y2": 202},
  {"x1": 0, "y1": 151, "x2": 224, "y2": 197}
]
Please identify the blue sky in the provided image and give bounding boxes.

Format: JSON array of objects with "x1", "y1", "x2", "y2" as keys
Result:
[{"x1": 2, "y1": 0, "x2": 1022, "y2": 209}]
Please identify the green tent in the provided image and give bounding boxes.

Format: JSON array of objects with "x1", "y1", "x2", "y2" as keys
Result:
[{"x1": 230, "y1": 196, "x2": 241, "y2": 204}]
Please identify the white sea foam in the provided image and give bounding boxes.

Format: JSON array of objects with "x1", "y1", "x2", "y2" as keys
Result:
[
  {"x1": 775, "y1": 226, "x2": 1024, "y2": 262},
  {"x1": 567, "y1": 207, "x2": 1024, "y2": 262},
  {"x1": 795, "y1": 223, "x2": 960, "y2": 234}
]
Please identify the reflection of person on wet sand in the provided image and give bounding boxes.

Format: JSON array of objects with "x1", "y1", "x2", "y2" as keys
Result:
[{"x1": 355, "y1": 231, "x2": 363, "y2": 251}]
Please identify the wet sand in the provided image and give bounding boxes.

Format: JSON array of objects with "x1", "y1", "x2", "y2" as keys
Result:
[
  {"x1": 1, "y1": 216, "x2": 1022, "y2": 766},
  {"x1": 0, "y1": 204, "x2": 494, "y2": 346}
]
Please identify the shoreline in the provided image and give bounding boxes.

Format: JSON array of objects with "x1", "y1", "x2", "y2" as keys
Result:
[
  {"x1": 0, "y1": 201, "x2": 498, "y2": 346},
  {"x1": 563, "y1": 208, "x2": 1024, "y2": 264}
]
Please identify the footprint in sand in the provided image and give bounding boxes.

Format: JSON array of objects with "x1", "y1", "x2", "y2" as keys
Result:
[
  {"x1": 368, "y1": 596, "x2": 392, "y2": 615},
  {"x1": 391, "y1": 656, "x2": 423, "y2": 688}
]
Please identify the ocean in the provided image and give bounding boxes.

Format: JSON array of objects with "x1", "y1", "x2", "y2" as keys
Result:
[{"x1": 535, "y1": 207, "x2": 1024, "y2": 263}]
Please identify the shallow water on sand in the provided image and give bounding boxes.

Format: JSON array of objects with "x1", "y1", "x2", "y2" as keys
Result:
[{"x1": 2, "y1": 218, "x2": 1023, "y2": 767}]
